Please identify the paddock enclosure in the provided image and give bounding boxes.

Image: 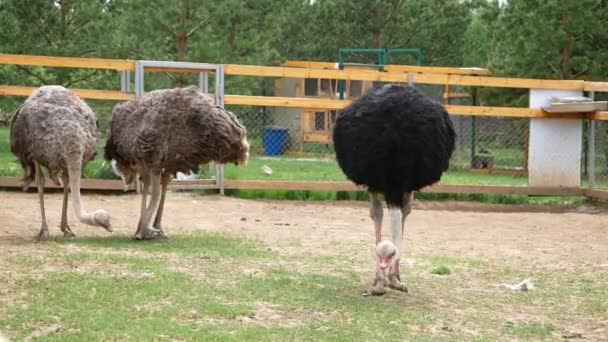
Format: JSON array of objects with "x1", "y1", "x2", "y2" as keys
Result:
[
  {"x1": 1, "y1": 54, "x2": 608, "y2": 200},
  {"x1": 0, "y1": 54, "x2": 608, "y2": 340}
]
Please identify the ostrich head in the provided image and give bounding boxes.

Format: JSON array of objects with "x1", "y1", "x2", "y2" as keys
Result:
[
  {"x1": 92, "y1": 209, "x2": 112, "y2": 232},
  {"x1": 234, "y1": 136, "x2": 250, "y2": 166},
  {"x1": 110, "y1": 159, "x2": 136, "y2": 191},
  {"x1": 375, "y1": 240, "x2": 397, "y2": 270},
  {"x1": 216, "y1": 109, "x2": 250, "y2": 166}
]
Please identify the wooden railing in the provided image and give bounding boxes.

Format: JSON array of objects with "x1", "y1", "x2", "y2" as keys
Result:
[
  {"x1": 1, "y1": 54, "x2": 608, "y2": 120},
  {"x1": 1, "y1": 54, "x2": 607, "y2": 199}
]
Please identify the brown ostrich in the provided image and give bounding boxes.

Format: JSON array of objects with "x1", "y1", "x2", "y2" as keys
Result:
[
  {"x1": 10, "y1": 86, "x2": 112, "y2": 240},
  {"x1": 104, "y1": 87, "x2": 249, "y2": 240}
]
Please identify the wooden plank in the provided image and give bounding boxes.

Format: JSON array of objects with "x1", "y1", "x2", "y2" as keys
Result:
[
  {"x1": 222, "y1": 179, "x2": 585, "y2": 196},
  {"x1": 224, "y1": 180, "x2": 362, "y2": 191},
  {"x1": 226, "y1": 95, "x2": 589, "y2": 118},
  {"x1": 422, "y1": 184, "x2": 584, "y2": 196},
  {"x1": 584, "y1": 82, "x2": 608, "y2": 92},
  {"x1": 227, "y1": 64, "x2": 584, "y2": 90},
  {"x1": 385, "y1": 65, "x2": 492, "y2": 76},
  {"x1": 444, "y1": 105, "x2": 584, "y2": 119},
  {"x1": 72, "y1": 89, "x2": 134, "y2": 101},
  {"x1": 443, "y1": 92, "x2": 470, "y2": 99},
  {"x1": 1, "y1": 54, "x2": 605, "y2": 90},
  {"x1": 0, "y1": 177, "x2": 128, "y2": 190},
  {"x1": 0, "y1": 175, "x2": 590, "y2": 197},
  {"x1": 0, "y1": 85, "x2": 135, "y2": 101},
  {"x1": 225, "y1": 64, "x2": 411, "y2": 82},
  {"x1": 1, "y1": 86, "x2": 604, "y2": 120},
  {"x1": 587, "y1": 111, "x2": 608, "y2": 121},
  {"x1": 0, "y1": 54, "x2": 135, "y2": 71},
  {"x1": 470, "y1": 168, "x2": 528, "y2": 177},
  {"x1": 0, "y1": 85, "x2": 35, "y2": 97},
  {"x1": 584, "y1": 189, "x2": 608, "y2": 201},
  {"x1": 225, "y1": 95, "x2": 348, "y2": 109},
  {"x1": 168, "y1": 179, "x2": 218, "y2": 190},
  {"x1": 281, "y1": 60, "x2": 492, "y2": 76},
  {"x1": 303, "y1": 132, "x2": 333, "y2": 143}
]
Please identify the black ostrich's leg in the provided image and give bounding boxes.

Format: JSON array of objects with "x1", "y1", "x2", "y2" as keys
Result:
[
  {"x1": 388, "y1": 192, "x2": 413, "y2": 292},
  {"x1": 370, "y1": 192, "x2": 383, "y2": 244},
  {"x1": 369, "y1": 192, "x2": 387, "y2": 295}
]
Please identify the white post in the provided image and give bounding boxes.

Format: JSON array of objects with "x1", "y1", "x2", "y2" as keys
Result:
[{"x1": 528, "y1": 89, "x2": 583, "y2": 187}]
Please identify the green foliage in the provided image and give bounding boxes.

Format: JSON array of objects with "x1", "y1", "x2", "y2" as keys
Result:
[
  {"x1": 490, "y1": 0, "x2": 608, "y2": 80},
  {"x1": 431, "y1": 265, "x2": 452, "y2": 275}
]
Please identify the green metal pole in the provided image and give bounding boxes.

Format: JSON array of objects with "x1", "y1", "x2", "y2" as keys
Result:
[{"x1": 338, "y1": 50, "x2": 345, "y2": 100}]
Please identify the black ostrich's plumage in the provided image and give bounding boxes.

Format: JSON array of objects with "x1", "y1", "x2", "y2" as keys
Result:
[{"x1": 333, "y1": 84, "x2": 456, "y2": 207}]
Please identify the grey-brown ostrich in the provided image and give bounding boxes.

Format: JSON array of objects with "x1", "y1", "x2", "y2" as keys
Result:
[
  {"x1": 10, "y1": 86, "x2": 112, "y2": 240},
  {"x1": 333, "y1": 84, "x2": 456, "y2": 295},
  {"x1": 104, "y1": 87, "x2": 249, "y2": 240}
]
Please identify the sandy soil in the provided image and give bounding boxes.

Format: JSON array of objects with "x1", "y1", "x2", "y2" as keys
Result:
[{"x1": 1, "y1": 191, "x2": 606, "y2": 268}]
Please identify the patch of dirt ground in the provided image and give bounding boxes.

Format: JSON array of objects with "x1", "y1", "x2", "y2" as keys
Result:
[
  {"x1": 1, "y1": 191, "x2": 608, "y2": 339},
  {"x1": 0, "y1": 191, "x2": 606, "y2": 268}
]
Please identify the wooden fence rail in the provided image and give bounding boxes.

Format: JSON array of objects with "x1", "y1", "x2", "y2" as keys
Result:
[
  {"x1": 1, "y1": 54, "x2": 608, "y2": 199},
  {"x1": 2, "y1": 54, "x2": 608, "y2": 91},
  {"x1": 2, "y1": 85, "x2": 607, "y2": 120}
]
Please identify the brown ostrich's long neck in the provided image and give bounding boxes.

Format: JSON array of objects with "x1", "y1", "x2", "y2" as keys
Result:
[{"x1": 67, "y1": 161, "x2": 103, "y2": 227}]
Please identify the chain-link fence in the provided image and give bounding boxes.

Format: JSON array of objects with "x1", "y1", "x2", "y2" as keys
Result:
[
  {"x1": 225, "y1": 80, "x2": 530, "y2": 186},
  {"x1": 589, "y1": 120, "x2": 608, "y2": 189}
]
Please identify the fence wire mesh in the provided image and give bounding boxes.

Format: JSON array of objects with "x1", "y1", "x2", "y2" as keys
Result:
[
  {"x1": 226, "y1": 81, "x2": 530, "y2": 185},
  {"x1": 591, "y1": 120, "x2": 608, "y2": 189}
]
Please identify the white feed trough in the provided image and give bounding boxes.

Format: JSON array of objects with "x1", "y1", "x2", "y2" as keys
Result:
[{"x1": 543, "y1": 96, "x2": 607, "y2": 113}]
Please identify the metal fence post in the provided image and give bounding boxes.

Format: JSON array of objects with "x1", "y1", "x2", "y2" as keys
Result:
[
  {"x1": 199, "y1": 72, "x2": 209, "y2": 93},
  {"x1": 589, "y1": 91, "x2": 596, "y2": 189},
  {"x1": 217, "y1": 65, "x2": 226, "y2": 195}
]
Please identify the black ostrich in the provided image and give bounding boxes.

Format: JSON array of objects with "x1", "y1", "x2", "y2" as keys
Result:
[{"x1": 333, "y1": 84, "x2": 456, "y2": 295}]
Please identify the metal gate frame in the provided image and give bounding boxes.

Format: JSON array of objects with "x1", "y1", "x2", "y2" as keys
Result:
[{"x1": 134, "y1": 61, "x2": 227, "y2": 194}]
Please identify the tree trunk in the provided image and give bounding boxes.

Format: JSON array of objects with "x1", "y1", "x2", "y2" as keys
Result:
[
  {"x1": 175, "y1": 32, "x2": 188, "y2": 86},
  {"x1": 371, "y1": 8, "x2": 381, "y2": 47},
  {"x1": 561, "y1": 14, "x2": 572, "y2": 79}
]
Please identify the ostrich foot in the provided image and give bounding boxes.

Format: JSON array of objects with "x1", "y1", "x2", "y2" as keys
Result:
[
  {"x1": 152, "y1": 225, "x2": 167, "y2": 239},
  {"x1": 60, "y1": 225, "x2": 76, "y2": 238},
  {"x1": 369, "y1": 277, "x2": 387, "y2": 296},
  {"x1": 36, "y1": 226, "x2": 49, "y2": 241},
  {"x1": 133, "y1": 227, "x2": 165, "y2": 240},
  {"x1": 388, "y1": 274, "x2": 408, "y2": 293}
]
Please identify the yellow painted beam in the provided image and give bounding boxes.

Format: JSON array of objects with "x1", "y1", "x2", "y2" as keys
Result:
[
  {"x1": 222, "y1": 179, "x2": 585, "y2": 196},
  {"x1": 225, "y1": 95, "x2": 601, "y2": 119},
  {"x1": 225, "y1": 95, "x2": 348, "y2": 109},
  {"x1": 225, "y1": 64, "x2": 585, "y2": 90},
  {"x1": 588, "y1": 111, "x2": 608, "y2": 120},
  {"x1": 0, "y1": 54, "x2": 135, "y2": 71},
  {"x1": 0, "y1": 54, "x2": 604, "y2": 91},
  {"x1": 584, "y1": 82, "x2": 608, "y2": 92},
  {"x1": 281, "y1": 60, "x2": 493, "y2": 76},
  {"x1": 0, "y1": 85, "x2": 135, "y2": 101},
  {"x1": 1, "y1": 86, "x2": 605, "y2": 120}
]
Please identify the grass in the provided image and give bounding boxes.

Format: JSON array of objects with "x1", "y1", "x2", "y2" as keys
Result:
[
  {"x1": 431, "y1": 265, "x2": 452, "y2": 275},
  {"x1": 506, "y1": 322, "x2": 555, "y2": 338},
  {"x1": 0, "y1": 232, "x2": 606, "y2": 341}
]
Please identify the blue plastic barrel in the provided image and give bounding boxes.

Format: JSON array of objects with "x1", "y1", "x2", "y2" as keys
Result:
[{"x1": 263, "y1": 126, "x2": 289, "y2": 156}]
